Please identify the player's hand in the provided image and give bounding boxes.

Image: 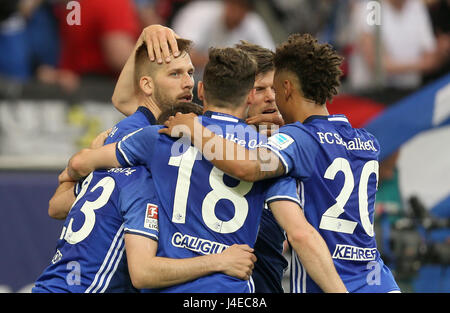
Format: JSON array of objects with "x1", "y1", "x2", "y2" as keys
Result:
[
  {"x1": 158, "y1": 112, "x2": 198, "y2": 138},
  {"x1": 90, "y1": 128, "x2": 112, "y2": 149},
  {"x1": 140, "y1": 24, "x2": 180, "y2": 64},
  {"x1": 246, "y1": 111, "x2": 284, "y2": 127},
  {"x1": 218, "y1": 244, "x2": 257, "y2": 281},
  {"x1": 58, "y1": 167, "x2": 77, "y2": 184},
  {"x1": 246, "y1": 111, "x2": 284, "y2": 137}
]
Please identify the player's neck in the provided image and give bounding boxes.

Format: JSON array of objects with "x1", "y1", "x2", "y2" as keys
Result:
[
  {"x1": 139, "y1": 96, "x2": 162, "y2": 119},
  {"x1": 291, "y1": 97, "x2": 329, "y2": 124}
]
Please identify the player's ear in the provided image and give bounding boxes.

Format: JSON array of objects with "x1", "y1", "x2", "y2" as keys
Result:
[
  {"x1": 246, "y1": 87, "x2": 255, "y2": 106},
  {"x1": 197, "y1": 81, "x2": 204, "y2": 101},
  {"x1": 139, "y1": 75, "x2": 153, "y2": 97},
  {"x1": 283, "y1": 79, "x2": 292, "y2": 100}
]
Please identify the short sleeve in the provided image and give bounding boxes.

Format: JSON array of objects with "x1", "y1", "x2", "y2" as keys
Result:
[
  {"x1": 119, "y1": 173, "x2": 159, "y2": 241},
  {"x1": 264, "y1": 176, "x2": 301, "y2": 207},
  {"x1": 116, "y1": 125, "x2": 162, "y2": 168},
  {"x1": 262, "y1": 124, "x2": 317, "y2": 179}
]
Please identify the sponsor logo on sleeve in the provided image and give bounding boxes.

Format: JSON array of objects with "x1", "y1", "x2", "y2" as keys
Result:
[
  {"x1": 267, "y1": 133, "x2": 294, "y2": 150},
  {"x1": 144, "y1": 203, "x2": 158, "y2": 231}
]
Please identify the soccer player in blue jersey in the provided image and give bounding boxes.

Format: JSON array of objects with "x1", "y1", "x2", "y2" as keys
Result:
[
  {"x1": 106, "y1": 37, "x2": 195, "y2": 143},
  {"x1": 33, "y1": 100, "x2": 254, "y2": 293},
  {"x1": 162, "y1": 34, "x2": 401, "y2": 293},
  {"x1": 34, "y1": 28, "x2": 257, "y2": 291},
  {"x1": 62, "y1": 46, "x2": 347, "y2": 293},
  {"x1": 233, "y1": 40, "x2": 287, "y2": 293}
]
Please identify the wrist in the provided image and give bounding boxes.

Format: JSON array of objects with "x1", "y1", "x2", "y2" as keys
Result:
[{"x1": 208, "y1": 253, "x2": 224, "y2": 273}]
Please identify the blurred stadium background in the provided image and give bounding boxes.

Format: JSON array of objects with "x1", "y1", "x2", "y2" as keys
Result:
[{"x1": 0, "y1": 0, "x2": 449, "y2": 293}]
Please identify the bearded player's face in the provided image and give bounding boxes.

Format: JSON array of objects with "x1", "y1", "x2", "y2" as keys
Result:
[{"x1": 152, "y1": 53, "x2": 195, "y2": 111}]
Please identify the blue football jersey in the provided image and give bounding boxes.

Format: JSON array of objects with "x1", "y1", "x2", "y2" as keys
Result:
[
  {"x1": 116, "y1": 111, "x2": 299, "y2": 293},
  {"x1": 105, "y1": 106, "x2": 156, "y2": 145},
  {"x1": 32, "y1": 167, "x2": 159, "y2": 293},
  {"x1": 252, "y1": 176, "x2": 300, "y2": 293},
  {"x1": 264, "y1": 114, "x2": 400, "y2": 293}
]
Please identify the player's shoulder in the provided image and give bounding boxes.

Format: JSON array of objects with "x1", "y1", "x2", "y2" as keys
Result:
[
  {"x1": 267, "y1": 122, "x2": 311, "y2": 150},
  {"x1": 200, "y1": 111, "x2": 262, "y2": 142},
  {"x1": 107, "y1": 109, "x2": 155, "y2": 143},
  {"x1": 122, "y1": 124, "x2": 163, "y2": 140},
  {"x1": 278, "y1": 121, "x2": 311, "y2": 137}
]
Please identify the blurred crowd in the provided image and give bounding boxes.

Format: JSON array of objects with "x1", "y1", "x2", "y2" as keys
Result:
[{"x1": 0, "y1": 0, "x2": 449, "y2": 97}]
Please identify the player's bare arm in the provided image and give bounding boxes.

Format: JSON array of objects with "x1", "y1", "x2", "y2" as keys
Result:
[
  {"x1": 112, "y1": 24, "x2": 180, "y2": 116},
  {"x1": 65, "y1": 143, "x2": 121, "y2": 182},
  {"x1": 49, "y1": 129, "x2": 113, "y2": 220},
  {"x1": 159, "y1": 113, "x2": 285, "y2": 182},
  {"x1": 125, "y1": 234, "x2": 257, "y2": 289},
  {"x1": 48, "y1": 169, "x2": 76, "y2": 220},
  {"x1": 269, "y1": 200, "x2": 347, "y2": 293}
]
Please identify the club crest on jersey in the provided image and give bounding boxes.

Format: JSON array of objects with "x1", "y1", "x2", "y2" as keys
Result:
[
  {"x1": 52, "y1": 249, "x2": 63, "y2": 264},
  {"x1": 144, "y1": 203, "x2": 158, "y2": 231},
  {"x1": 268, "y1": 133, "x2": 294, "y2": 150}
]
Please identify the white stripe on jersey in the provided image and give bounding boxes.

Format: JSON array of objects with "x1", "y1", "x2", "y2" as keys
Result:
[
  {"x1": 291, "y1": 252, "x2": 306, "y2": 293},
  {"x1": 260, "y1": 144, "x2": 290, "y2": 173},
  {"x1": 117, "y1": 127, "x2": 144, "y2": 166},
  {"x1": 247, "y1": 276, "x2": 255, "y2": 293},
  {"x1": 328, "y1": 116, "x2": 349, "y2": 123},
  {"x1": 265, "y1": 195, "x2": 302, "y2": 206},
  {"x1": 100, "y1": 242, "x2": 125, "y2": 293},
  {"x1": 117, "y1": 141, "x2": 134, "y2": 167},
  {"x1": 210, "y1": 115, "x2": 239, "y2": 123},
  {"x1": 124, "y1": 228, "x2": 159, "y2": 241},
  {"x1": 85, "y1": 224, "x2": 125, "y2": 293},
  {"x1": 298, "y1": 180, "x2": 305, "y2": 208}
]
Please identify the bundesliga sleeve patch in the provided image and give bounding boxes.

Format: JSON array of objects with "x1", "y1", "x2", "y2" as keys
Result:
[
  {"x1": 267, "y1": 133, "x2": 294, "y2": 150},
  {"x1": 144, "y1": 203, "x2": 159, "y2": 231}
]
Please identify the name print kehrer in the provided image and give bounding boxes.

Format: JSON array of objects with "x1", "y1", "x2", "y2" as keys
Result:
[{"x1": 316, "y1": 132, "x2": 378, "y2": 152}]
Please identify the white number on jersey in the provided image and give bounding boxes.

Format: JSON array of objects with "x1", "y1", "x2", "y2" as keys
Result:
[
  {"x1": 61, "y1": 173, "x2": 116, "y2": 244},
  {"x1": 169, "y1": 146, "x2": 253, "y2": 234},
  {"x1": 319, "y1": 158, "x2": 378, "y2": 236}
]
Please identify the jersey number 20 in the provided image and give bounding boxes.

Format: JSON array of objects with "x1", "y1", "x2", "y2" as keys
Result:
[{"x1": 319, "y1": 158, "x2": 378, "y2": 237}]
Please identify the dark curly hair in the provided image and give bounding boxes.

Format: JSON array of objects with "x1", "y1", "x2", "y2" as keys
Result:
[{"x1": 274, "y1": 33, "x2": 343, "y2": 104}]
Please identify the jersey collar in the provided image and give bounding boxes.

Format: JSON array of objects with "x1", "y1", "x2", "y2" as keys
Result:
[
  {"x1": 303, "y1": 114, "x2": 349, "y2": 125},
  {"x1": 203, "y1": 110, "x2": 245, "y2": 124},
  {"x1": 137, "y1": 106, "x2": 157, "y2": 125}
]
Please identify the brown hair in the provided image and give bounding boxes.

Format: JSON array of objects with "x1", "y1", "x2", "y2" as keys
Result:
[
  {"x1": 157, "y1": 101, "x2": 203, "y2": 124},
  {"x1": 202, "y1": 47, "x2": 257, "y2": 108},
  {"x1": 134, "y1": 38, "x2": 193, "y2": 92},
  {"x1": 235, "y1": 40, "x2": 274, "y2": 76},
  {"x1": 274, "y1": 33, "x2": 343, "y2": 104}
]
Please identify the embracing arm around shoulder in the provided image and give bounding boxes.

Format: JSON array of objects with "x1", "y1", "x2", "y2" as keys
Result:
[
  {"x1": 269, "y1": 200, "x2": 347, "y2": 293},
  {"x1": 48, "y1": 179, "x2": 76, "y2": 220},
  {"x1": 159, "y1": 113, "x2": 285, "y2": 182},
  {"x1": 66, "y1": 143, "x2": 121, "y2": 182},
  {"x1": 124, "y1": 234, "x2": 257, "y2": 289}
]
